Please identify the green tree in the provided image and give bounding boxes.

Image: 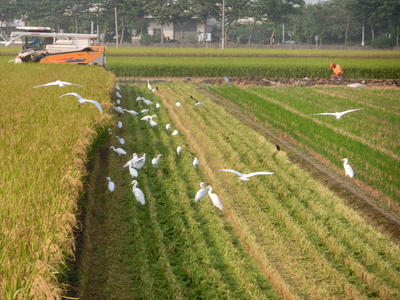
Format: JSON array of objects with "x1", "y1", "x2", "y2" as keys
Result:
[{"x1": 170, "y1": 0, "x2": 195, "y2": 43}]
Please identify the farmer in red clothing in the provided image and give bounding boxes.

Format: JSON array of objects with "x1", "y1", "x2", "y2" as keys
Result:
[{"x1": 329, "y1": 62, "x2": 344, "y2": 80}]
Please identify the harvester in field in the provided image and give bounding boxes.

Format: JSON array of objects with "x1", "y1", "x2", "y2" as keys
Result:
[{"x1": 9, "y1": 27, "x2": 106, "y2": 66}]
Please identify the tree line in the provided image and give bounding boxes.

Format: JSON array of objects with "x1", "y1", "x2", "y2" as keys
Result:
[{"x1": 0, "y1": 0, "x2": 399, "y2": 47}]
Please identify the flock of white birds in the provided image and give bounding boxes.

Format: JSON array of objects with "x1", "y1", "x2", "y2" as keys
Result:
[{"x1": 33, "y1": 78, "x2": 360, "y2": 210}]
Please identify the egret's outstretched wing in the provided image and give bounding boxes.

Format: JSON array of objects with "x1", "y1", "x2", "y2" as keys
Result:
[
  {"x1": 60, "y1": 92, "x2": 84, "y2": 100},
  {"x1": 340, "y1": 108, "x2": 364, "y2": 115},
  {"x1": 83, "y1": 100, "x2": 103, "y2": 114},
  {"x1": 310, "y1": 112, "x2": 336, "y2": 116},
  {"x1": 218, "y1": 169, "x2": 244, "y2": 176},
  {"x1": 246, "y1": 172, "x2": 275, "y2": 177},
  {"x1": 5, "y1": 34, "x2": 23, "y2": 46}
]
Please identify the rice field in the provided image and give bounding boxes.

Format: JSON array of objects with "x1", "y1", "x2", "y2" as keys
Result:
[
  {"x1": 75, "y1": 81, "x2": 400, "y2": 299},
  {"x1": 0, "y1": 63, "x2": 114, "y2": 299},
  {"x1": 209, "y1": 84, "x2": 400, "y2": 206},
  {"x1": 2, "y1": 47, "x2": 400, "y2": 299},
  {"x1": 107, "y1": 56, "x2": 400, "y2": 78}
]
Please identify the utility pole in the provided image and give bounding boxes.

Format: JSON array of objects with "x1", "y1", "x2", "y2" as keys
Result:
[
  {"x1": 114, "y1": 6, "x2": 119, "y2": 48},
  {"x1": 221, "y1": 0, "x2": 225, "y2": 50}
]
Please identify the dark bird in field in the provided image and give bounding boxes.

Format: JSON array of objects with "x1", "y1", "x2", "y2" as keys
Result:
[{"x1": 276, "y1": 144, "x2": 281, "y2": 151}]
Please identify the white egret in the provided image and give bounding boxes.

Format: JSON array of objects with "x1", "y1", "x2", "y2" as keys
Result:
[
  {"x1": 347, "y1": 83, "x2": 365, "y2": 88},
  {"x1": 156, "y1": 103, "x2": 161, "y2": 109},
  {"x1": 218, "y1": 169, "x2": 274, "y2": 181},
  {"x1": 113, "y1": 106, "x2": 124, "y2": 115},
  {"x1": 116, "y1": 136, "x2": 125, "y2": 145},
  {"x1": 123, "y1": 109, "x2": 138, "y2": 116},
  {"x1": 144, "y1": 99, "x2": 153, "y2": 105},
  {"x1": 110, "y1": 146, "x2": 127, "y2": 159},
  {"x1": 193, "y1": 157, "x2": 199, "y2": 168},
  {"x1": 124, "y1": 161, "x2": 139, "y2": 178},
  {"x1": 310, "y1": 108, "x2": 364, "y2": 120},
  {"x1": 117, "y1": 121, "x2": 123, "y2": 128},
  {"x1": 166, "y1": 124, "x2": 171, "y2": 130},
  {"x1": 141, "y1": 109, "x2": 150, "y2": 114},
  {"x1": 152, "y1": 87, "x2": 158, "y2": 92},
  {"x1": 115, "y1": 84, "x2": 120, "y2": 91},
  {"x1": 136, "y1": 96, "x2": 145, "y2": 101},
  {"x1": 130, "y1": 180, "x2": 146, "y2": 205},
  {"x1": 108, "y1": 128, "x2": 112, "y2": 135},
  {"x1": 2, "y1": 34, "x2": 23, "y2": 47},
  {"x1": 195, "y1": 182, "x2": 207, "y2": 202},
  {"x1": 147, "y1": 80, "x2": 152, "y2": 90},
  {"x1": 9, "y1": 55, "x2": 22, "y2": 64},
  {"x1": 176, "y1": 102, "x2": 181, "y2": 107},
  {"x1": 116, "y1": 91, "x2": 122, "y2": 98},
  {"x1": 141, "y1": 115, "x2": 157, "y2": 122},
  {"x1": 124, "y1": 153, "x2": 139, "y2": 168},
  {"x1": 107, "y1": 177, "x2": 115, "y2": 192},
  {"x1": 171, "y1": 130, "x2": 179, "y2": 136},
  {"x1": 33, "y1": 80, "x2": 83, "y2": 88},
  {"x1": 176, "y1": 146, "x2": 182, "y2": 156},
  {"x1": 132, "y1": 154, "x2": 146, "y2": 170},
  {"x1": 195, "y1": 101, "x2": 205, "y2": 106},
  {"x1": 152, "y1": 154, "x2": 163, "y2": 167},
  {"x1": 149, "y1": 120, "x2": 157, "y2": 127},
  {"x1": 341, "y1": 158, "x2": 354, "y2": 178},
  {"x1": 225, "y1": 76, "x2": 231, "y2": 83},
  {"x1": 116, "y1": 99, "x2": 121, "y2": 105},
  {"x1": 60, "y1": 93, "x2": 103, "y2": 114},
  {"x1": 207, "y1": 185, "x2": 223, "y2": 210}
]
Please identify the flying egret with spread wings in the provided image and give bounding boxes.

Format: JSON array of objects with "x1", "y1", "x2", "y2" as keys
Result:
[
  {"x1": 60, "y1": 93, "x2": 103, "y2": 114},
  {"x1": 34, "y1": 80, "x2": 83, "y2": 88},
  {"x1": 310, "y1": 108, "x2": 364, "y2": 120},
  {"x1": 219, "y1": 169, "x2": 274, "y2": 181}
]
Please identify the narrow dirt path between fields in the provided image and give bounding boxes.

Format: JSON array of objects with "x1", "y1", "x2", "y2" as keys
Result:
[{"x1": 118, "y1": 76, "x2": 400, "y2": 242}]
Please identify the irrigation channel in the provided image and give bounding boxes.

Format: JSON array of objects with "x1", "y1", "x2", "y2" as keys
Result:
[{"x1": 68, "y1": 78, "x2": 400, "y2": 299}]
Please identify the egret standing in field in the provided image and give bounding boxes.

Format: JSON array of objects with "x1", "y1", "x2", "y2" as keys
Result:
[
  {"x1": 193, "y1": 157, "x2": 199, "y2": 168},
  {"x1": 171, "y1": 130, "x2": 179, "y2": 136},
  {"x1": 195, "y1": 182, "x2": 207, "y2": 202},
  {"x1": 176, "y1": 102, "x2": 181, "y2": 107},
  {"x1": 113, "y1": 106, "x2": 124, "y2": 115},
  {"x1": 124, "y1": 153, "x2": 139, "y2": 168},
  {"x1": 207, "y1": 185, "x2": 223, "y2": 210},
  {"x1": 152, "y1": 154, "x2": 163, "y2": 167},
  {"x1": 225, "y1": 76, "x2": 231, "y2": 83},
  {"x1": 34, "y1": 80, "x2": 83, "y2": 88},
  {"x1": 156, "y1": 103, "x2": 161, "y2": 109},
  {"x1": 176, "y1": 146, "x2": 182, "y2": 156},
  {"x1": 130, "y1": 180, "x2": 146, "y2": 205},
  {"x1": 341, "y1": 158, "x2": 354, "y2": 178},
  {"x1": 123, "y1": 109, "x2": 138, "y2": 116},
  {"x1": 115, "y1": 83, "x2": 120, "y2": 91},
  {"x1": 218, "y1": 169, "x2": 274, "y2": 181},
  {"x1": 166, "y1": 124, "x2": 171, "y2": 131},
  {"x1": 310, "y1": 108, "x2": 364, "y2": 120},
  {"x1": 124, "y1": 161, "x2": 139, "y2": 178},
  {"x1": 107, "y1": 177, "x2": 115, "y2": 192},
  {"x1": 147, "y1": 80, "x2": 152, "y2": 90},
  {"x1": 110, "y1": 146, "x2": 126, "y2": 160},
  {"x1": 117, "y1": 121, "x2": 123, "y2": 128},
  {"x1": 116, "y1": 136, "x2": 125, "y2": 145},
  {"x1": 60, "y1": 93, "x2": 103, "y2": 114}
]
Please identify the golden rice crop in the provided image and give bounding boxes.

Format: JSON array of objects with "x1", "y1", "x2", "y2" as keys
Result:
[{"x1": 0, "y1": 63, "x2": 114, "y2": 299}]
